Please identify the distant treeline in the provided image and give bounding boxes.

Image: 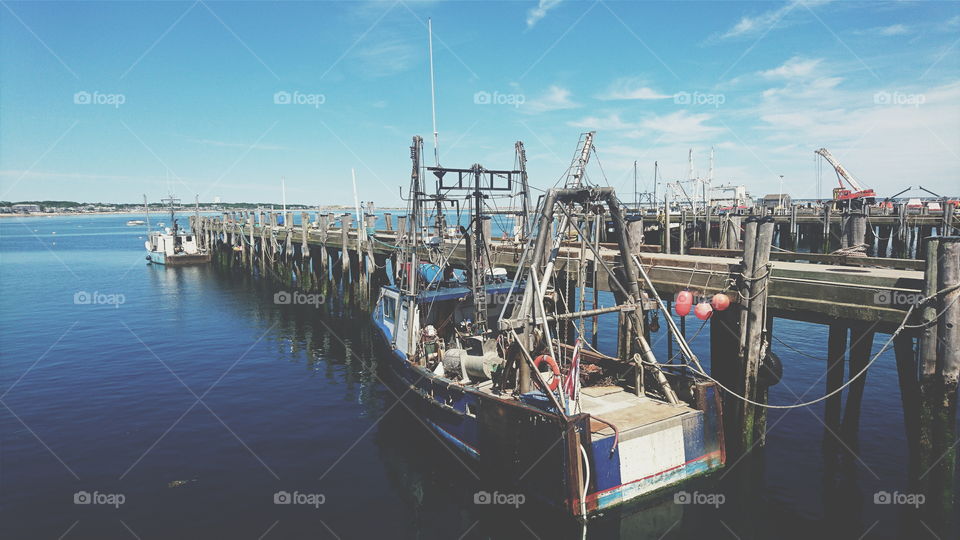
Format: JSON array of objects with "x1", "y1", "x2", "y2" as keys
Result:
[{"x1": 1, "y1": 201, "x2": 326, "y2": 210}]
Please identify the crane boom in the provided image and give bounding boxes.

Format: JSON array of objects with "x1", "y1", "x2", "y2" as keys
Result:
[
  {"x1": 814, "y1": 147, "x2": 876, "y2": 204},
  {"x1": 815, "y1": 148, "x2": 865, "y2": 192}
]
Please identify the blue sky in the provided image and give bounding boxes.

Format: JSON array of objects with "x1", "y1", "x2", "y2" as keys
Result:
[{"x1": 2, "y1": 0, "x2": 958, "y2": 205}]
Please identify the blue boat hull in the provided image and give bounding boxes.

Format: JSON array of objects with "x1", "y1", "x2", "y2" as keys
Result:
[{"x1": 371, "y1": 298, "x2": 725, "y2": 517}]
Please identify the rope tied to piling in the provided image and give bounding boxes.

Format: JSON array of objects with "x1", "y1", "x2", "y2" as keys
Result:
[
  {"x1": 733, "y1": 263, "x2": 773, "y2": 301},
  {"x1": 738, "y1": 263, "x2": 773, "y2": 282},
  {"x1": 685, "y1": 278, "x2": 960, "y2": 409},
  {"x1": 901, "y1": 281, "x2": 960, "y2": 329}
]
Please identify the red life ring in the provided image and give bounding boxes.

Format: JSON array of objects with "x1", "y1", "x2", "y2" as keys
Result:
[{"x1": 533, "y1": 355, "x2": 561, "y2": 391}]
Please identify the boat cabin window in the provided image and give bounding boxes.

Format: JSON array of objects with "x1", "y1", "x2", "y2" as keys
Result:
[
  {"x1": 383, "y1": 296, "x2": 396, "y2": 323},
  {"x1": 186, "y1": 236, "x2": 192, "y2": 242}
]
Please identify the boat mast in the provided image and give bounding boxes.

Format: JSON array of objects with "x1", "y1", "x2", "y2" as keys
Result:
[
  {"x1": 405, "y1": 137, "x2": 424, "y2": 355},
  {"x1": 428, "y1": 18, "x2": 440, "y2": 168},
  {"x1": 469, "y1": 163, "x2": 489, "y2": 333},
  {"x1": 538, "y1": 131, "x2": 594, "y2": 296},
  {"x1": 515, "y1": 141, "x2": 531, "y2": 239}
]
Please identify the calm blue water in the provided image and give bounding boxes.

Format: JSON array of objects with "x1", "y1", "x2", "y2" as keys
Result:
[{"x1": 0, "y1": 214, "x2": 941, "y2": 539}]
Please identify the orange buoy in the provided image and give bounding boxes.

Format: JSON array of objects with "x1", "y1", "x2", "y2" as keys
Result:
[
  {"x1": 675, "y1": 301, "x2": 691, "y2": 317},
  {"x1": 711, "y1": 293, "x2": 731, "y2": 311},
  {"x1": 533, "y1": 354, "x2": 561, "y2": 391},
  {"x1": 676, "y1": 290, "x2": 693, "y2": 305},
  {"x1": 694, "y1": 302, "x2": 713, "y2": 320}
]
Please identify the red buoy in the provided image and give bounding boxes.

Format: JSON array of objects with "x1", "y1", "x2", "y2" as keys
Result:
[
  {"x1": 711, "y1": 293, "x2": 731, "y2": 311},
  {"x1": 676, "y1": 290, "x2": 693, "y2": 305},
  {"x1": 675, "y1": 301, "x2": 691, "y2": 317},
  {"x1": 694, "y1": 302, "x2": 713, "y2": 320}
]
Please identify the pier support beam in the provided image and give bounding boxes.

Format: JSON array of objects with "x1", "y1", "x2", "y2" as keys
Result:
[
  {"x1": 824, "y1": 323, "x2": 847, "y2": 451},
  {"x1": 822, "y1": 203, "x2": 832, "y2": 253},
  {"x1": 840, "y1": 323, "x2": 875, "y2": 452},
  {"x1": 894, "y1": 333, "x2": 920, "y2": 479},
  {"x1": 917, "y1": 236, "x2": 959, "y2": 536},
  {"x1": 710, "y1": 305, "x2": 742, "y2": 454}
]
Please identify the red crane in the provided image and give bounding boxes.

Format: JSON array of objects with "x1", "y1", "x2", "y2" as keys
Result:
[{"x1": 815, "y1": 148, "x2": 876, "y2": 206}]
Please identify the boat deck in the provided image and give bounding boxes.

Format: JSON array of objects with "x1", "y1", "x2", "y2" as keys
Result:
[{"x1": 578, "y1": 386, "x2": 698, "y2": 441}]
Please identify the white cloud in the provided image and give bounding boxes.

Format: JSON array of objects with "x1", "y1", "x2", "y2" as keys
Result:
[
  {"x1": 632, "y1": 110, "x2": 723, "y2": 143},
  {"x1": 761, "y1": 57, "x2": 822, "y2": 79},
  {"x1": 597, "y1": 78, "x2": 671, "y2": 100},
  {"x1": 190, "y1": 138, "x2": 286, "y2": 151},
  {"x1": 354, "y1": 38, "x2": 418, "y2": 77},
  {"x1": 527, "y1": 0, "x2": 562, "y2": 29},
  {"x1": 568, "y1": 113, "x2": 637, "y2": 130},
  {"x1": 758, "y1": 57, "x2": 843, "y2": 100},
  {"x1": 569, "y1": 110, "x2": 721, "y2": 143},
  {"x1": 721, "y1": 0, "x2": 833, "y2": 40},
  {"x1": 523, "y1": 85, "x2": 579, "y2": 113},
  {"x1": 878, "y1": 24, "x2": 910, "y2": 36},
  {"x1": 854, "y1": 23, "x2": 912, "y2": 36}
]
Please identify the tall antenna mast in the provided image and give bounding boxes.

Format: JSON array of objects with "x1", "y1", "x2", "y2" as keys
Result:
[
  {"x1": 707, "y1": 147, "x2": 714, "y2": 212},
  {"x1": 688, "y1": 148, "x2": 694, "y2": 181},
  {"x1": 653, "y1": 161, "x2": 658, "y2": 207},
  {"x1": 633, "y1": 160, "x2": 638, "y2": 210},
  {"x1": 708, "y1": 146, "x2": 714, "y2": 182},
  {"x1": 428, "y1": 18, "x2": 440, "y2": 167}
]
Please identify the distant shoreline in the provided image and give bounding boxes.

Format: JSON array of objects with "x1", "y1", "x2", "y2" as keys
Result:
[{"x1": 1, "y1": 208, "x2": 408, "y2": 219}]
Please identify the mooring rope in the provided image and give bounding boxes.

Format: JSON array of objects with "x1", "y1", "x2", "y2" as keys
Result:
[
  {"x1": 772, "y1": 334, "x2": 828, "y2": 362},
  {"x1": 685, "y1": 281, "x2": 959, "y2": 409},
  {"x1": 830, "y1": 243, "x2": 869, "y2": 257}
]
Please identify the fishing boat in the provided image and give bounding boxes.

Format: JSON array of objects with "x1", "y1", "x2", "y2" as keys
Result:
[
  {"x1": 371, "y1": 134, "x2": 725, "y2": 519},
  {"x1": 144, "y1": 196, "x2": 211, "y2": 266},
  {"x1": 126, "y1": 219, "x2": 146, "y2": 226}
]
